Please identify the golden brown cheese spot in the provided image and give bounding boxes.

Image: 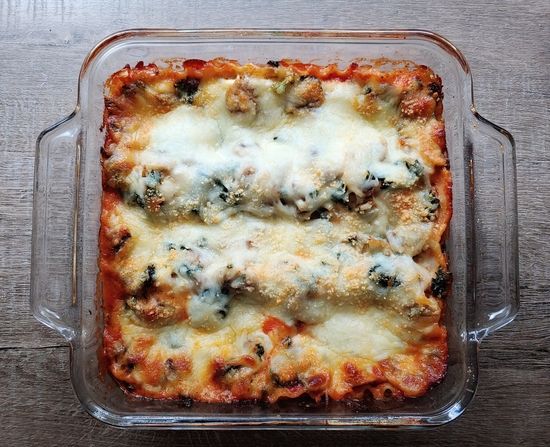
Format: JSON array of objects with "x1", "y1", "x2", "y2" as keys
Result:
[
  {"x1": 400, "y1": 94, "x2": 436, "y2": 119},
  {"x1": 126, "y1": 295, "x2": 174, "y2": 324},
  {"x1": 353, "y1": 82, "x2": 401, "y2": 123},
  {"x1": 343, "y1": 361, "x2": 368, "y2": 386},
  {"x1": 379, "y1": 349, "x2": 446, "y2": 398},
  {"x1": 210, "y1": 357, "x2": 268, "y2": 400},
  {"x1": 126, "y1": 290, "x2": 187, "y2": 326},
  {"x1": 285, "y1": 76, "x2": 324, "y2": 112},
  {"x1": 119, "y1": 81, "x2": 179, "y2": 116},
  {"x1": 403, "y1": 298, "x2": 440, "y2": 322},
  {"x1": 396, "y1": 119, "x2": 446, "y2": 168},
  {"x1": 164, "y1": 355, "x2": 192, "y2": 382},
  {"x1": 111, "y1": 228, "x2": 131, "y2": 253},
  {"x1": 225, "y1": 76, "x2": 258, "y2": 114},
  {"x1": 361, "y1": 237, "x2": 392, "y2": 254},
  {"x1": 398, "y1": 77, "x2": 442, "y2": 120},
  {"x1": 388, "y1": 190, "x2": 426, "y2": 225},
  {"x1": 354, "y1": 90, "x2": 380, "y2": 118}
]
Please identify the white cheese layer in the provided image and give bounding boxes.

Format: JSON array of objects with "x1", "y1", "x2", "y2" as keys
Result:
[{"x1": 116, "y1": 78, "x2": 427, "y2": 223}]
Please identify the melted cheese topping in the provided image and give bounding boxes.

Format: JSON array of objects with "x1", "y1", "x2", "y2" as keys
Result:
[
  {"x1": 101, "y1": 60, "x2": 450, "y2": 403},
  {"x1": 108, "y1": 79, "x2": 430, "y2": 224}
]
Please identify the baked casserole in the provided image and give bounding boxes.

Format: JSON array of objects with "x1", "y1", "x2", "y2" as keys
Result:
[{"x1": 100, "y1": 58, "x2": 452, "y2": 403}]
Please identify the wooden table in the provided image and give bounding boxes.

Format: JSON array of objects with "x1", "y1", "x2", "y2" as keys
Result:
[{"x1": 1, "y1": 1, "x2": 549, "y2": 445}]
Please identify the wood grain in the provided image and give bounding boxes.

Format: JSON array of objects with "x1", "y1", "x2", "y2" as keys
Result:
[{"x1": 0, "y1": 0, "x2": 549, "y2": 445}]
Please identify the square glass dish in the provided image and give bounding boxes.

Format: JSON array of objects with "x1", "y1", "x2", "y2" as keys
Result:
[{"x1": 31, "y1": 29, "x2": 518, "y2": 429}]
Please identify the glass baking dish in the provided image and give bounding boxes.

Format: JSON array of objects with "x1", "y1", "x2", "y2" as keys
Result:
[{"x1": 31, "y1": 29, "x2": 518, "y2": 429}]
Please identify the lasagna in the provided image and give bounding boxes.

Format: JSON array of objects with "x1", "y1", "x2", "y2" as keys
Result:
[{"x1": 100, "y1": 58, "x2": 452, "y2": 403}]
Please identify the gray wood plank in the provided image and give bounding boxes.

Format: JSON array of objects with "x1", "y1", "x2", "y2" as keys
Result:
[{"x1": 0, "y1": 0, "x2": 549, "y2": 445}]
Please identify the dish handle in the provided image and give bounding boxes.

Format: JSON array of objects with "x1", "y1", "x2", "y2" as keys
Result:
[
  {"x1": 31, "y1": 112, "x2": 81, "y2": 341},
  {"x1": 470, "y1": 111, "x2": 519, "y2": 340}
]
